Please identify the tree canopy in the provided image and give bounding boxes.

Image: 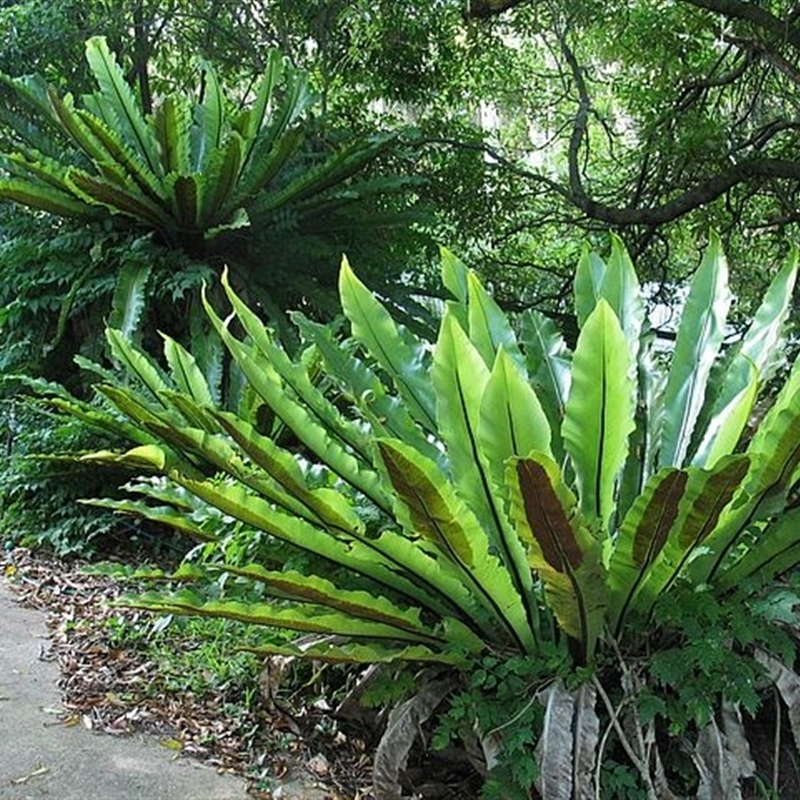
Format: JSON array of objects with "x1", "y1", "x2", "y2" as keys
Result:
[{"x1": 2, "y1": 0, "x2": 799, "y2": 314}]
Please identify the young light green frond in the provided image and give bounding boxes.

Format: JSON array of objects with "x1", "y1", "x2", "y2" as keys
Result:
[
  {"x1": 598, "y1": 235, "x2": 645, "y2": 353},
  {"x1": 440, "y1": 246, "x2": 469, "y2": 302},
  {"x1": 574, "y1": 245, "x2": 606, "y2": 329},
  {"x1": 519, "y1": 309, "x2": 571, "y2": 462},
  {"x1": 562, "y1": 299, "x2": 635, "y2": 529},
  {"x1": 467, "y1": 270, "x2": 524, "y2": 369},
  {"x1": 432, "y1": 310, "x2": 542, "y2": 634},
  {"x1": 84, "y1": 37, "x2": 161, "y2": 175},
  {"x1": 687, "y1": 253, "x2": 796, "y2": 469},
  {"x1": 340, "y1": 258, "x2": 437, "y2": 432},
  {"x1": 433, "y1": 310, "x2": 492, "y2": 514},
  {"x1": 690, "y1": 356, "x2": 758, "y2": 469},
  {"x1": 479, "y1": 347, "x2": 553, "y2": 486},
  {"x1": 659, "y1": 234, "x2": 731, "y2": 467},
  {"x1": 740, "y1": 250, "x2": 799, "y2": 381}
]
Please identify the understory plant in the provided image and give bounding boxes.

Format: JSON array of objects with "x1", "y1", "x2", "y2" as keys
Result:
[
  {"x1": 49, "y1": 235, "x2": 800, "y2": 797},
  {"x1": 0, "y1": 36, "x2": 425, "y2": 318},
  {"x1": 0, "y1": 398, "x2": 132, "y2": 556}
]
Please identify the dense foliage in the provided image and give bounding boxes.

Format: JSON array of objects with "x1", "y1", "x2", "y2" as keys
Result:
[
  {"x1": 0, "y1": 36, "x2": 426, "y2": 319},
  {"x1": 4, "y1": 3, "x2": 800, "y2": 796},
  {"x1": 44, "y1": 239, "x2": 800, "y2": 796},
  {"x1": 6, "y1": 0, "x2": 800, "y2": 308}
]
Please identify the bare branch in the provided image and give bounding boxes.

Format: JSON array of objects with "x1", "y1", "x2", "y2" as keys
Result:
[
  {"x1": 578, "y1": 158, "x2": 800, "y2": 225},
  {"x1": 683, "y1": 0, "x2": 800, "y2": 51}
]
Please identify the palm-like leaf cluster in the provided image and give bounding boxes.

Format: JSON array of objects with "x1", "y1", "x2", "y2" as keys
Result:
[
  {"x1": 48, "y1": 236, "x2": 800, "y2": 667},
  {"x1": 0, "y1": 37, "x2": 414, "y2": 264},
  {"x1": 43, "y1": 238, "x2": 800, "y2": 794}
]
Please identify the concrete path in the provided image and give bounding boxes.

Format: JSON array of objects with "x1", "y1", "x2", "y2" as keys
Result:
[{"x1": 0, "y1": 578, "x2": 249, "y2": 800}]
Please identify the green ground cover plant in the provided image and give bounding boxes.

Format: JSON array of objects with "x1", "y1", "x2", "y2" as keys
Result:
[
  {"x1": 0, "y1": 398, "x2": 133, "y2": 556},
  {"x1": 43, "y1": 236, "x2": 800, "y2": 797}
]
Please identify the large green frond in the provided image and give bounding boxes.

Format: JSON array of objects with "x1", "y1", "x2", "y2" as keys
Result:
[
  {"x1": 84, "y1": 36, "x2": 161, "y2": 175},
  {"x1": 340, "y1": 258, "x2": 437, "y2": 432},
  {"x1": 659, "y1": 234, "x2": 731, "y2": 467},
  {"x1": 562, "y1": 299, "x2": 635, "y2": 529},
  {"x1": 377, "y1": 438, "x2": 536, "y2": 653},
  {"x1": 152, "y1": 94, "x2": 193, "y2": 175},
  {"x1": 519, "y1": 309, "x2": 571, "y2": 463}
]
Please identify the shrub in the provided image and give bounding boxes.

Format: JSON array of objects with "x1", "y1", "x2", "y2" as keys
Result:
[
  {"x1": 48, "y1": 236, "x2": 800, "y2": 797},
  {"x1": 0, "y1": 398, "x2": 128, "y2": 556}
]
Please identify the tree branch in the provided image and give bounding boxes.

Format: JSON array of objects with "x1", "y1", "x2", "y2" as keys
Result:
[
  {"x1": 682, "y1": 0, "x2": 800, "y2": 51},
  {"x1": 466, "y1": 0, "x2": 800, "y2": 52},
  {"x1": 577, "y1": 158, "x2": 800, "y2": 225}
]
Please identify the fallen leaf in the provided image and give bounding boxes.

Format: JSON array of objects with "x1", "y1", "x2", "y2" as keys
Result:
[
  {"x1": 159, "y1": 738, "x2": 183, "y2": 751},
  {"x1": 307, "y1": 753, "x2": 330, "y2": 777},
  {"x1": 105, "y1": 691, "x2": 127, "y2": 708},
  {"x1": 11, "y1": 765, "x2": 50, "y2": 785}
]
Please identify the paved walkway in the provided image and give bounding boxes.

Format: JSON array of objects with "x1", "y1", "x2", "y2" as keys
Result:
[{"x1": 0, "y1": 578, "x2": 249, "y2": 800}]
